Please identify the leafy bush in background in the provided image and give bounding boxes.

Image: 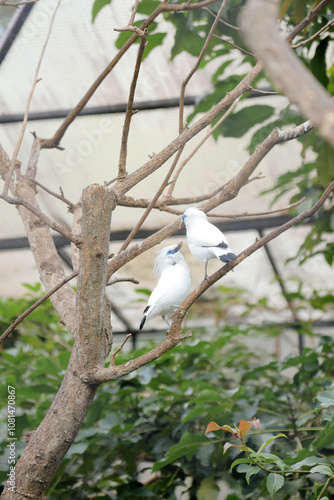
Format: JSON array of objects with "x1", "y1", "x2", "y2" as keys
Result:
[{"x1": 1, "y1": 286, "x2": 334, "y2": 499}]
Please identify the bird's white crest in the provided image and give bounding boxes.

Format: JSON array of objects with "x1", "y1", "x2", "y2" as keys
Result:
[{"x1": 153, "y1": 242, "x2": 185, "y2": 278}]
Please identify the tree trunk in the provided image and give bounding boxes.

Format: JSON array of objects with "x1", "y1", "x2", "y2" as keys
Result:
[
  {"x1": 1, "y1": 355, "x2": 98, "y2": 499},
  {"x1": 1, "y1": 185, "x2": 114, "y2": 499}
]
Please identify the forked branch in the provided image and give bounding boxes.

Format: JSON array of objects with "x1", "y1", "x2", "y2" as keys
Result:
[{"x1": 93, "y1": 180, "x2": 334, "y2": 383}]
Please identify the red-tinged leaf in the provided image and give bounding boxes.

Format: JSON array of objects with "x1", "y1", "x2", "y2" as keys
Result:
[
  {"x1": 239, "y1": 420, "x2": 254, "y2": 437},
  {"x1": 239, "y1": 418, "x2": 260, "y2": 436},
  {"x1": 205, "y1": 422, "x2": 235, "y2": 435}
]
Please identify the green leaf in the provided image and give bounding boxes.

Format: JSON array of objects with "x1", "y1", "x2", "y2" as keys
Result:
[
  {"x1": 266, "y1": 473, "x2": 284, "y2": 499},
  {"x1": 246, "y1": 465, "x2": 261, "y2": 484},
  {"x1": 92, "y1": 0, "x2": 111, "y2": 23},
  {"x1": 219, "y1": 105, "x2": 275, "y2": 138},
  {"x1": 257, "y1": 433, "x2": 287, "y2": 455},
  {"x1": 291, "y1": 456, "x2": 330, "y2": 470},
  {"x1": 170, "y1": 13, "x2": 205, "y2": 59},
  {"x1": 230, "y1": 458, "x2": 252, "y2": 471},
  {"x1": 316, "y1": 391, "x2": 334, "y2": 408},
  {"x1": 152, "y1": 432, "x2": 209, "y2": 471},
  {"x1": 136, "y1": 0, "x2": 161, "y2": 15},
  {"x1": 311, "y1": 37, "x2": 330, "y2": 88},
  {"x1": 142, "y1": 32, "x2": 167, "y2": 60},
  {"x1": 310, "y1": 465, "x2": 333, "y2": 476},
  {"x1": 197, "y1": 475, "x2": 220, "y2": 500}
]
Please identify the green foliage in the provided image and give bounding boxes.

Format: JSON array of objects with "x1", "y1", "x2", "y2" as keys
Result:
[
  {"x1": 1, "y1": 282, "x2": 334, "y2": 499},
  {"x1": 92, "y1": 0, "x2": 333, "y2": 268},
  {"x1": 92, "y1": 0, "x2": 112, "y2": 23}
]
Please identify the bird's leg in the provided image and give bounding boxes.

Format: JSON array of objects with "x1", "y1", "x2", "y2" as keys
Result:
[
  {"x1": 162, "y1": 316, "x2": 171, "y2": 329},
  {"x1": 204, "y1": 261, "x2": 209, "y2": 281}
]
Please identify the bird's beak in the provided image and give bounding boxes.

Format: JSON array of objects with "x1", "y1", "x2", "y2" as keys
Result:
[
  {"x1": 180, "y1": 215, "x2": 185, "y2": 229},
  {"x1": 173, "y1": 241, "x2": 183, "y2": 253}
]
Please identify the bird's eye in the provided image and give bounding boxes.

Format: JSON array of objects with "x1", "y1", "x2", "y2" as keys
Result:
[{"x1": 167, "y1": 250, "x2": 173, "y2": 255}]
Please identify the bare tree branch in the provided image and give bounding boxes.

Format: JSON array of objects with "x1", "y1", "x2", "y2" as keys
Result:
[
  {"x1": 118, "y1": 115, "x2": 314, "y2": 211},
  {"x1": 0, "y1": 271, "x2": 77, "y2": 344},
  {"x1": 151, "y1": 196, "x2": 307, "y2": 218},
  {"x1": 206, "y1": 197, "x2": 307, "y2": 218},
  {"x1": 94, "y1": 181, "x2": 334, "y2": 383},
  {"x1": 39, "y1": 0, "x2": 218, "y2": 150},
  {"x1": 107, "y1": 114, "x2": 316, "y2": 279},
  {"x1": 0, "y1": 144, "x2": 78, "y2": 335},
  {"x1": 179, "y1": 0, "x2": 228, "y2": 134},
  {"x1": 118, "y1": 147, "x2": 184, "y2": 253},
  {"x1": 118, "y1": 30, "x2": 148, "y2": 179},
  {"x1": 1, "y1": 111, "x2": 311, "y2": 345},
  {"x1": 0, "y1": 0, "x2": 39, "y2": 4},
  {"x1": 213, "y1": 34, "x2": 254, "y2": 57},
  {"x1": 0, "y1": 192, "x2": 81, "y2": 243},
  {"x1": 286, "y1": 0, "x2": 333, "y2": 44},
  {"x1": 167, "y1": 98, "x2": 239, "y2": 197},
  {"x1": 32, "y1": 179, "x2": 75, "y2": 209},
  {"x1": 107, "y1": 276, "x2": 139, "y2": 286},
  {"x1": 112, "y1": 61, "x2": 263, "y2": 202},
  {"x1": 202, "y1": 6, "x2": 240, "y2": 30},
  {"x1": 240, "y1": 0, "x2": 334, "y2": 146},
  {"x1": 291, "y1": 18, "x2": 334, "y2": 49},
  {"x1": 2, "y1": 0, "x2": 61, "y2": 195}
]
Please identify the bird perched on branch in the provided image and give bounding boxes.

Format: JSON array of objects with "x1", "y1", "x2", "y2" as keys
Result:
[
  {"x1": 181, "y1": 207, "x2": 237, "y2": 280},
  {"x1": 139, "y1": 242, "x2": 191, "y2": 331}
]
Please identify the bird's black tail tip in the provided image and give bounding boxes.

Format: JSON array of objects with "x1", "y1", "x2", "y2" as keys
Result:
[
  {"x1": 219, "y1": 252, "x2": 237, "y2": 263},
  {"x1": 139, "y1": 316, "x2": 146, "y2": 331}
]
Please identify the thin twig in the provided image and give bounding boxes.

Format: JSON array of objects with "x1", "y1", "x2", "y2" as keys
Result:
[
  {"x1": 0, "y1": 193, "x2": 81, "y2": 244},
  {"x1": 32, "y1": 179, "x2": 75, "y2": 209},
  {"x1": 158, "y1": 197, "x2": 307, "y2": 218},
  {"x1": 167, "y1": 97, "x2": 239, "y2": 197},
  {"x1": 202, "y1": 7, "x2": 240, "y2": 30},
  {"x1": 93, "y1": 181, "x2": 334, "y2": 384},
  {"x1": 110, "y1": 334, "x2": 132, "y2": 366},
  {"x1": 207, "y1": 197, "x2": 306, "y2": 218},
  {"x1": 118, "y1": 147, "x2": 185, "y2": 253},
  {"x1": 118, "y1": 30, "x2": 148, "y2": 179},
  {"x1": 128, "y1": 0, "x2": 139, "y2": 26},
  {"x1": 0, "y1": 251, "x2": 118, "y2": 343},
  {"x1": 291, "y1": 18, "x2": 334, "y2": 49},
  {"x1": 213, "y1": 34, "x2": 254, "y2": 57},
  {"x1": 179, "y1": 0, "x2": 228, "y2": 133},
  {"x1": 286, "y1": 0, "x2": 333, "y2": 44},
  {"x1": 0, "y1": 0, "x2": 39, "y2": 5},
  {"x1": 107, "y1": 276, "x2": 139, "y2": 286},
  {"x1": 0, "y1": 271, "x2": 77, "y2": 344},
  {"x1": 249, "y1": 86, "x2": 279, "y2": 95},
  {"x1": 2, "y1": 0, "x2": 61, "y2": 195},
  {"x1": 39, "y1": 1, "x2": 216, "y2": 150}
]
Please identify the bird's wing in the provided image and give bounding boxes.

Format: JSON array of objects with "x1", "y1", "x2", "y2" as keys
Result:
[{"x1": 189, "y1": 220, "x2": 228, "y2": 248}]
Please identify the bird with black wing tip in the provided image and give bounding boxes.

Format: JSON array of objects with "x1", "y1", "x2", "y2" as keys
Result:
[
  {"x1": 181, "y1": 207, "x2": 237, "y2": 281},
  {"x1": 139, "y1": 242, "x2": 191, "y2": 331}
]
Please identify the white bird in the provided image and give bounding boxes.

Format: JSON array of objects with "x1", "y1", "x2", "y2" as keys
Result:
[
  {"x1": 139, "y1": 242, "x2": 191, "y2": 330},
  {"x1": 181, "y1": 207, "x2": 237, "y2": 280}
]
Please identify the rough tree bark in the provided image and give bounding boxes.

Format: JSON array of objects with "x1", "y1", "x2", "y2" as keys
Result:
[{"x1": 1, "y1": 185, "x2": 114, "y2": 499}]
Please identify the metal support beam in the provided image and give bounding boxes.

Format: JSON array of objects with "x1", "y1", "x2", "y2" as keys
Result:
[{"x1": 0, "y1": 215, "x2": 295, "y2": 251}]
